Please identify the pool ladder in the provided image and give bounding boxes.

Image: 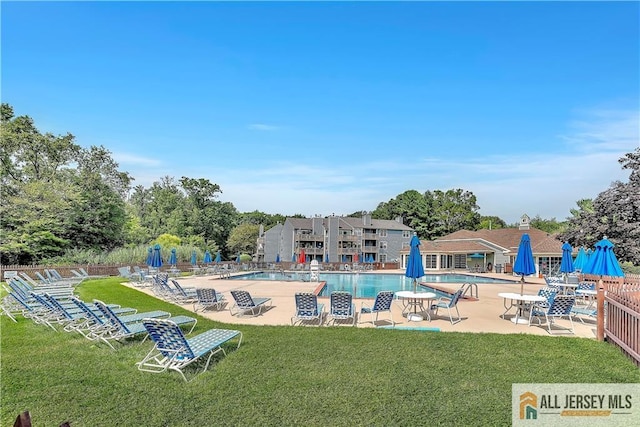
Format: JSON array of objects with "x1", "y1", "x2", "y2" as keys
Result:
[{"x1": 460, "y1": 282, "x2": 479, "y2": 299}]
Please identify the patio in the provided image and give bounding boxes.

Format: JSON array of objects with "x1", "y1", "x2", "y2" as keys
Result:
[{"x1": 124, "y1": 271, "x2": 597, "y2": 338}]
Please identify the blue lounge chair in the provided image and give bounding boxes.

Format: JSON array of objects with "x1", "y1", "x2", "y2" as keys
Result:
[
  {"x1": 193, "y1": 288, "x2": 226, "y2": 312},
  {"x1": 326, "y1": 291, "x2": 356, "y2": 326},
  {"x1": 92, "y1": 300, "x2": 197, "y2": 349},
  {"x1": 430, "y1": 289, "x2": 464, "y2": 324},
  {"x1": 137, "y1": 318, "x2": 242, "y2": 382},
  {"x1": 229, "y1": 290, "x2": 272, "y2": 317},
  {"x1": 359, "y1": 290, "x2": 394, "y2": 326},
  {"x1": 291, "y1": 293, "x2": 324, "y2": 326}
]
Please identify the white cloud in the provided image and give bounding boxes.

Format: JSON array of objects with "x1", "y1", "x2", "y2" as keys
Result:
[{"x1": 125, "y1": 107, "x2": 638, "y2": 225}]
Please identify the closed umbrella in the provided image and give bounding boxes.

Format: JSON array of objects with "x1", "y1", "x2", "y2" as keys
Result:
[
  {"x1": 151, "y1": 244, "x2": 163, "y2": 269},
  {"x1": 215, "y1": 251, "x2": 221, "y2": 263},
  {"x1": 582, "y1": 238, "x2": 624, "y2": 278},
  {"x1": 292, "y1": 254, "x2": 297, "y2": 263},
  {"x1": 573, "y1": 246, "x2": 588, "y2": 271},
  {"x1": 560, "y1": 242, "x2": 575, "y2": 282},
  {"x1": 203, "y1": 250, "x2": 212, "y2": 265},
  {"x1": 324, "y1": 253, "x2": 329, "y2": 263},
  {"x1": 298, "y1": 249, "x2": 306, "y2": 264},
  {"x1": 405, "y1": 235, "x2": 424, "y2": 293},
  {"x1": 513, "y1": 233, "x2": 536, "y2": 295},
  {"x1": 191, "y1": 251, "x2": 197, "y2": 266},
  {"x1": 276, "y1": 253, "x2": 281, "y2": 263},
  {"x1": 353, "y1": 252, "x2": 359, "y2": 263},
  {"x1": 145, "y1": 247, "x2": 153, "y2": 266},
  {"x1": 168, "y1": 248, "x2": 177, "y2": 267},
  {"x1": 236, "y1": 254, "x2": 241, "y2": 263}
]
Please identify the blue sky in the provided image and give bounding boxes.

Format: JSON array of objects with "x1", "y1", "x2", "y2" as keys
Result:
[{"x1": 3, "y1": 1, "x2": 639, "y2": 224}]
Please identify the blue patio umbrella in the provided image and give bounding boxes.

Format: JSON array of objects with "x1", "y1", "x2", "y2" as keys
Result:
[
  {"x1": 150, "y1": 244, "x2": 163, "y2": 269},
  {"x1": 560, "y1": 242, "x2": 575, "y2": 280},
  {"x1": 190, "y1": 250, "x2": 197, "y2": 266},
  {"x1": 573, "y1": 246, "x2": 588, "y2": 271},
  {"x1": 145, "y1": 247, "x2": 153, "y2": 266},
  {"x1": 368, "y1": 255, "x2": 375, "y2": 263},
  {"x1": 342, "y1": 254, "x2": 347, "y2": 263},
  {"x1": 582, "y1": 238, "x2": 624, "y2": 278},
  {"x1": 215, "y1": 251, "x2": 221, "y2": 263},
  {"x1": 513, "y1": 233, "x2": 536, "y2": 295},
  {"x1": 168, "y1": 248, "x2": 177, "y2": 267},
  {"x1": 276, "y1": 253, "x2": 281, "y2": 263},
  {"x1": 236, "y1": 254, "x2": 241, "y2": 263},
  {"x1": 324, "y1": 253, "x2": 329, "y2": 263},
  {"x1": 203, "y1": 250, "x2": 212, "y2": 265},
  {"x1": 405, "y1": 235, "x2": 424, "y2": 293},
  {"x1": 292, "y1": 254, "x2": 297, "y2": 263}
]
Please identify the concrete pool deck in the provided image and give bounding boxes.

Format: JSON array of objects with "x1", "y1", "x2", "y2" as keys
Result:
[{"x1": 123, "y1": 270, "x2": 598, "y2": 338}]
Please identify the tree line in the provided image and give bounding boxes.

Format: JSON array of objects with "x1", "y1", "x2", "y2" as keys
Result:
[{"x1": 1, "y1": 103, "x2": 638, "y2": 266}]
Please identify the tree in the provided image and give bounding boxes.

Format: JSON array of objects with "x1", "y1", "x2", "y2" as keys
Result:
[
  {"x1": 227, "y1": 223, "x2": 260, "y2": 256},
  {"x1": 0, "y1": 104, "x2": 132, "y2": 262},
  {"x1": 372, "y1": 188, "x2": 481, "y2": 240},
  {"x1": 477, "y1": 215, "x2": 507, "y2": 230},
  {"x1": 529, "y1": 215, "x2": 565, "y2": 234},
  {"x1": 561, "y1": 148, "x2": 640, "y2": 265},
  {"x1": 428, "y1": 189, "x2": 481, "y2": 237}
]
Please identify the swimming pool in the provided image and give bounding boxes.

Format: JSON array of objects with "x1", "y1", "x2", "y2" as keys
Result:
[{"x1": 229, "y1": 272, "x2": 515, "y2": 298}]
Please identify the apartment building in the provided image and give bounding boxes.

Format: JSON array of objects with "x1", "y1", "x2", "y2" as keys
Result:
[{"x1": 256, "y1": 213, "x2": 414, "y2": 264}]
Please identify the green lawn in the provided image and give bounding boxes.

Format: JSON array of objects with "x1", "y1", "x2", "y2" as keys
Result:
[{"x1": 2, "y1": 278, "x2": 638, "y2": 426}]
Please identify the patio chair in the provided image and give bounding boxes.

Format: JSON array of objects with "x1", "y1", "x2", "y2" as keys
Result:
[
  {"x1": 291, "y1": 293, "x2": 324, "y2": 326},
  {"x1": 326, "y1": 291, "x2": 356, "y2": 326},
  {"x1": 529, "y1": 294, "x2": 575, "y2": 334},
  {"x1": 570, "y1": 305, "x2": 597, "y2": 324},
  {"x1": 229, "y1": 290, "x2": 272, "y2": 317},
  {"x1": 170, "y1": 279, "x2": 198, "y2": 303},
  {"x1": 430, "y1": 289, "x2": 464, "y2": 324},
  {"x1": 92, "y1": 300, "x2": 197, "y2": 349},
  {"x1": 136, "y1": 318, "x2": 242, "y2": 382},
  {"x1": 193, "y1": 288, "x2": 226, "y2": 312},
  {"x1": 359, "y1": 290, "x2": 394, "y2": 326}
]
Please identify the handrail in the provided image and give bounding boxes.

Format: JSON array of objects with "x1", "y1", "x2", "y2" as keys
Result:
[{"x1": 460, "y1": 282, "x2": 479, "y2": 299}]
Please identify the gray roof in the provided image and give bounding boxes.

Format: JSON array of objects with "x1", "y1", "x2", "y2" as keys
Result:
[{"x1": 279, "y1": 216, "x2": 413, "y2": 232}]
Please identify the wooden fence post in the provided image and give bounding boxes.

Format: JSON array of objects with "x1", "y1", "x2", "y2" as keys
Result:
[{"x1": 596, "y1": 279, "x2": 605, "y2": 341}]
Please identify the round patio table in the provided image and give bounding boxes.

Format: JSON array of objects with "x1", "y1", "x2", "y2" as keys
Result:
[
  {"x1": 498, "y1": 292, "x2": 546, "y2": 325},
  {"x1": 396, "y1": 291, "x2": 436, "y2": 322}
]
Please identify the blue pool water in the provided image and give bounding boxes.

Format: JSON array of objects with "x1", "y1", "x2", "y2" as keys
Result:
[{"x1": 229, "y1": 272, "x2": 515, "y2": 299}]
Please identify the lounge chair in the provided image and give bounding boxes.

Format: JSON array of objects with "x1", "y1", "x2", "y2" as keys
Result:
[
  {"x1": 326, "y1": 291, "x2": 356, "y2": 326},
  {"x1": 359, "y1": 290, "x2": 394, "y2": 326},
  {"x1": 291, "y1": 293, "x2": 324, "y2": 326},
  {"x1": 229, "y1": 290, "x2": 272, "y2": 317},
  {"x1": 193, "y1": 288, "x2": 226, "y2": 312},
  {"x1": 170, "y1": 279, "x2": 198, "y2": 303},
  {"x1": 136, "y1": 318, "x2": 242, "y2": 382},
  {"x1": 430, "y1": 289, "x2": 464, "y2": 324},
  {"x1": 529, "y1": 294, "x2": 575, "y2": 334},
  {"x1": 92, "y1": 300, "x2": 197, "y2": 349}
]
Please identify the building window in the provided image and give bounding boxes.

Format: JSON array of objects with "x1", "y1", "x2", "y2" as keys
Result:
[
  {"x1": 425, "y1": 254, "x2": 437, "y2": 269},
  {"x1": 380, "y1": 254, "x2": 387, "y2": 262},
  {"x1": 379, "y1": 241, "x2": 387, "y2": 249},
  {"x1": 402, "y1": 231, "x2": 411, "y2": 238},
  {"x1": 379, "y1": 229, "x2": 387, "y2": 237},
  {"x1": 454, "y1": 254, "x2": 466, "y2": 269}
]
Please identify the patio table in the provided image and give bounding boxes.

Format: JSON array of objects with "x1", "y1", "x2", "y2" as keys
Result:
[
  {"x1": 396, "y1": 291, "x2": 436, "y2": 322},
  {"x1": 498, "y1": 292, "x2": 546, "y2": 325}
]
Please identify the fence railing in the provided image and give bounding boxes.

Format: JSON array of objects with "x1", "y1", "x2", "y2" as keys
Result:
[{"x1": 588, "y1": 273, "x2": 640, "y2": 367}]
